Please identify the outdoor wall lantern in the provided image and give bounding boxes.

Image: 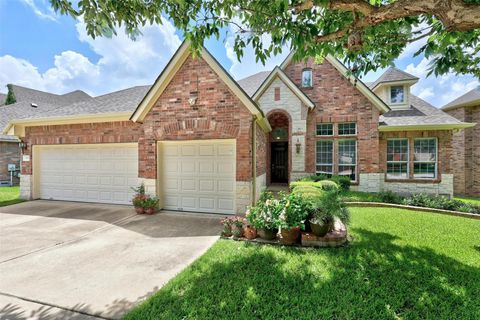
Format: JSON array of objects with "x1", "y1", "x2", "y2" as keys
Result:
[
  {"x1": 19, "y1": 141, "x2": 27, "y2": 152},
  {"x1": 295, "y1": 138, "x2": 301, "y2": 154}
]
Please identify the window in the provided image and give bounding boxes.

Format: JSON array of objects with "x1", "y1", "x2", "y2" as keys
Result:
[
  {"x1": 338, "y1": 123, "x2": 356, "y2": 135},
  {"x1": 390, "y1": 86, "x2": 405, "y2": 104},
  {"x1": 414, "y1": 138, "x2": 437, "y2": 179},
  {"x1": 338, "y1": 140, "x2": 357, "y2": 181},
  {"x1": 386, "y1": 139, "x2": 409, "y2": 179},
  {"x1": 302, "y1": 69, "x2": 312, "y2": 87},
  {"x1": 316, "y1": 140, "x2": 333, "y2": 174},
  {"x1": 316, "y1": 123, "x2": 333, "y2": 136}
]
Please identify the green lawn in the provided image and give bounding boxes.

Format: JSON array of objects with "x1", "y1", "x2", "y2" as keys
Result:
[
  {"x1": 125, "y1": 207, "x2": 480, "y2": 320},
  {"x1": 455, "y1": 196, "x2": 480, "y2": 206},
  {"x1": 0, "y1": 186, "x2": 23, "y2": 207}
]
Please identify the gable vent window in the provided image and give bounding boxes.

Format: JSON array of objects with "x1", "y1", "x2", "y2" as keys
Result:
[
  {"x1": 302, "y1": 68, "x2": 312, "y2": 88},
  {"x1": 274, "y1": 87, "x2": 280, "y2": 101},
  {"x1": 390, "y1": 85, "x2": 405, "y2": 104}
]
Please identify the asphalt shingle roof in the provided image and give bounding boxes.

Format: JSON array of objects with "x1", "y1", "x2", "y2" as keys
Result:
[
  {"x1": 442, "y1": 87, "x2": 480, "y2": 110},
  {"x1": 370, "y1": 67, "x2": 418, "y2": 89},
  {"x1": 237, "y1": 71, "x2": 271, "y2": 97},
  {"x1": 0, "y1": 93, "x2": 6, "y2": 106}
]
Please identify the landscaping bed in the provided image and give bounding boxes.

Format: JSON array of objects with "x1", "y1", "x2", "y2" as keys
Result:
[{"x1": 124, "y1": 206, "x2": 480, "y2": 320}]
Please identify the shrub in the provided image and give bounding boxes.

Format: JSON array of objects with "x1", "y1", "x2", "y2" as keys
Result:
[
  {"x1": 277, "y1": 191, "x2": 310, "y2": 230},
  {"x1": 290, "y1": 180, "x2": 322, "y2": 190},
  {"x1": 292, "y1": 185, "x2": 323, "y2": 200},
  {"x1": 402, "y1": 193, "x2": 466, "y2": 212},
  {"x1": 143, "y1": 196, "x2": 159, "y2": 209},
  {"x1": 319, "y1": 180, "x2": 339, "y2": 191},
  {"x1": 378, "y1": 191, "x2": 403, "y2": 204},
  {"x1": 329, "y1": 175, "x2": 351, "y2": 191}
]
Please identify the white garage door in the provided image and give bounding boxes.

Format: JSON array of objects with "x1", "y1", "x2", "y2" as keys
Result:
[
  {"x1": 36, "y1": 144, "x2": 138, "y2": 204},
  {"x1": 160, "y1": 140, "x2": 236, "y2": 214}
]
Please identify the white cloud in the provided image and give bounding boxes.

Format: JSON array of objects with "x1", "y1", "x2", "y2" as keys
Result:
[
  {"x1": 224, "y1": 22, "x2": 289, "y2": 79},
  {"x1": 417, "y1": 87, "x2": 434, "y2": 100},
  {"x1": 20, "y1": 0, "x2": 57, "y2": 21},
  {"x1": 0, "y1": 19, "x2": 181, "y2": 96}
]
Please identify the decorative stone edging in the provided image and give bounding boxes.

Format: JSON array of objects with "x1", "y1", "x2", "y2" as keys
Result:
[{"x1": 346, "y1": 201, "x2": 480, "y2": 220}]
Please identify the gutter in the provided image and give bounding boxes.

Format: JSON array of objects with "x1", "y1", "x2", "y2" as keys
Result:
[{"x1": 378, "y1": 122, "x2": 476, "y2": 132}]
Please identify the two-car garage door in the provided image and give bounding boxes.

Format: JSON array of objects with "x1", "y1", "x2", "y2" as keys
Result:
[{"x1": 36, "y1": 144, "x2": 138, "y2": 205}]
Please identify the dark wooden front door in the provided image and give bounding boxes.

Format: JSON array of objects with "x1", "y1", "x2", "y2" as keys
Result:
[{"x1": 271, "y1": 142, "x2": 288, "y2": 183}]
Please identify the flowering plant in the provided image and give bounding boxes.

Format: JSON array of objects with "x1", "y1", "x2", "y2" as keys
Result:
[
  {"x1": 246, "y1": 191, "x2": 282, "y2": 230},
  {"x1": 277, "y1": 191, "x2": 309, "y2": 230},
  {"x1": 132, "y1": 194, "x2": 148, "y2": 208}
]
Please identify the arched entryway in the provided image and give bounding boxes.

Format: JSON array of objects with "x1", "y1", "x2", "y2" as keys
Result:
[{"x1": 267, "y1": 110, "x2": 291, "y2": 185}]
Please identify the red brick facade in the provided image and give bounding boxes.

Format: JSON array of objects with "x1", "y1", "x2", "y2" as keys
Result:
[
  {"x1": 284, "y1": 59, "x2": 380, "y2": 177},
  {"x1": 0, "y1": 142, "x2": 20, "y2": 185},
  {"x1": 256, "y1": 123, "x2": 267, "y2": 177},
  {"x1": 445, "y1": 105, "x2": 480, "y2": 196}
]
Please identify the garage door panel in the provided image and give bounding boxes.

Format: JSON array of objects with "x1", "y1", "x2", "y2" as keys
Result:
[
  {"x1": 161, "y1": 140, "x2": 235, "y2": 214},
  {"x1": 37, "y1": 144, "x2": 138, "y2": 205}
]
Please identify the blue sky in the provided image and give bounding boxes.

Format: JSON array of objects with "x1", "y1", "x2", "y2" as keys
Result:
[{"x1": 0, "y1": 0, "x2": 478, "y2": 107}]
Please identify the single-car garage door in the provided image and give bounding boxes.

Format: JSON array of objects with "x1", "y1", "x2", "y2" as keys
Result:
[
  {"x1": 159, "y1": 140, "x2": 236, "y2": 214},
  {"x1": 35, "y1": 144, "x2": 138, "y2": 204}
]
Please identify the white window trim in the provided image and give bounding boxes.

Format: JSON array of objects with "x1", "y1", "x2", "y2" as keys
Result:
[
  {"x1": 413, "y1": 137, "x2": 438, "y2": 179},
  {"x1": 316, "y1": 123, "x2": 334, "y2": 137},
  {"x1": 338, "y1": 122, "x2": 357, "y2": 136},
  {"x1": 386, "y1": 138, "x2": 409, "y2": 180},
  {"x1": 389, "y1": 85, "x2": 406, "y2": 105},
  {"x1": 302, "y1": 68, "x2": 313, "y2": 88},
  {"x1": 315, "y1": 140, "x2": 334, "y2": 175},
  {"x1": 337, "y1": 139, "x2": 357, "y2": 182}
]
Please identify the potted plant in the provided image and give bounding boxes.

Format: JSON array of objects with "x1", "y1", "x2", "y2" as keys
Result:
[
  {"x1": 246, "y1": 191, "x2": 280, "y2": 240},
  {"x1": 243, "y1": 223, "x2": 257, "y2": 240},
  {"x1": 220, "y1": 217, "x2": 233, "y2": 237},
  {"x1": 278, "y1": 192, "x2": 309, "y2": 245},
  {"x1": 143, "y1": 196, "x2": 159, "y2": 215},
  {"x1": 231, "y1": 216, "x2": 245, "y2": 239},
  {"x1": 131, "y1": 183, "x2": 147, "y2": 214},
  {"x1": 309, "y1": 190, "x2": 350, "y2": 237}
]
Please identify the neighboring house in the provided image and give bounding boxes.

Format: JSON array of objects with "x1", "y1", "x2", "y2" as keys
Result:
[
  {"x1": 442, "y1": 87, "x2": 480, "y2": 196},
  {"x1": 2, "y1": 41, "x2": 475, "y2": 214}
]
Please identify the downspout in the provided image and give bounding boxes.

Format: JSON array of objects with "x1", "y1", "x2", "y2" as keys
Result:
[{"x1": 251, "y1": 118, "x2": 257, "y2": 206}]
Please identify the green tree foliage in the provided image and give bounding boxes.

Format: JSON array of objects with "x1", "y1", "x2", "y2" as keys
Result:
[
  {"x1": 50, "y1": 0, "x2": 480, "y2": 78},
  {"x1": 5, "y1": 84, "x2": 16, "y2": 105}
]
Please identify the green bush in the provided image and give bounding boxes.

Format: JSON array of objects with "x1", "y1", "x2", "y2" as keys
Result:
[
  {"x1": 402, "y1": 193, "x2": 465, "y2": 211},
  {"x1": 292, "y1": 185, "x2": 323, "y2": 200},
  {"x1": 290, "y1": 181, "x2": 322, "y2": 190},
  {"x1": 329, "y1": 175, "x2": 351, "y2": 191},
  {"x1": 319, "y1": 180, "x2": 339, "y2": 191},
  {"x1": 246, "y1": 191, "x2": 282, "y2": 230},
  {"x1": 378, "y1": 191, "x2": 403, "y2": 204},
  {"x1": 309, "y1": 190, "x2": 350, "y2": 225},
  {"x1": 277, "y1": 191, "x2": 310, "y2": 230}
]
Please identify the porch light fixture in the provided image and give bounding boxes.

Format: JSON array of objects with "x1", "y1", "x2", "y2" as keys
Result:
[
  {"x1": 295, "y1": 138, "x2": 301, "y2": 154},
  {"x1": 19, "y1": 141, "x2": 27, "y2": 152},
  {"x1": 188, "y1": 95, "x2": 197, "y2": 106}
]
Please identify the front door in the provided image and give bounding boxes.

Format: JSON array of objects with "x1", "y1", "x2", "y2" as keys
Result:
[{"x1": 271, "y1": 142, "x2": 288, "y2": 183}]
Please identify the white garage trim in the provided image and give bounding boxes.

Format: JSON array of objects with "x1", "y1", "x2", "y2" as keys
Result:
[
  {"x1": 157, "y1": 139, "x2": 236, "y2": 214},
  {"x1": 32, "y1": 143, "x2": 138, "y2": 205}
]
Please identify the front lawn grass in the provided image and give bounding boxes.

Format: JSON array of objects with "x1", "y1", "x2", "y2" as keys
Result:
[
  {"x1": 0, "y1": 186, "x2": 24, "y2": 207},
  {"x1": 455, "y1": 196, "x2": 480, "y2": 206},
  {"x1": 125, "y1": 207, "x2": 480, "y2": 320}
]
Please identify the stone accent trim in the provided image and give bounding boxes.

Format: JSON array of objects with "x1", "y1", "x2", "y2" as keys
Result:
[
  {"x1": 236, "y1": 181, "x2": 252, "y2": 214},
  {"x1": 255, "y1": 173, "x2": 267, "y2": 201},
  {"x1": 19, "y1": 174, "x2": 32, "y2": 200},
  {"x1": 137, "y1": 178, "x2": 157, "y2": 197}
]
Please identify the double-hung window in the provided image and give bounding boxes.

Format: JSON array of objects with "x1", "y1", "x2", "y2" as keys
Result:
[
  {"x1": 386, "y1": 139, "x2": 409, "y2": 179},
  {"x1": 316, "y1": 123, "x2": 333, "y2": 136},
  {"x1": 338, "y1": 123, "x2": 356, "y2": 135},
  {"x1": 338, "y1": 140, "x2": 357, "y2": 181},
  {"x1": 316, "y1": 140, "x2": 333, "y2": 175},
  {"x1": 413, "y1": 138, "x2": 437, "y2": 179}
]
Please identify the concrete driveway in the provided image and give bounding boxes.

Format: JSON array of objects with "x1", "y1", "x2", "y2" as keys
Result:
[{"x1": 0, "y1": 200, "x2": 222, "y2": 319}]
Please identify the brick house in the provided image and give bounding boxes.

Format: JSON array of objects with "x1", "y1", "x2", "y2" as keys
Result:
[
  {"x1": 2, "y1": 41, "x2": 476, "y2": 214},
  {"x1": 442, "y1": 87, "x2": 480, "y2": 196}
]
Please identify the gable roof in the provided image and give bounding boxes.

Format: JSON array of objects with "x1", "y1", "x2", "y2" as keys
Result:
[
  {"x1": 442, "y1": 87, "x2": 480, "y2": 111},
  {"x1": 370, "y1": 67, "x2": 419, "y2": 90},
  {"x1": 130, "y1": 40, "x2": 271, "y2": 132},
  {"x1": 250, "y1": 67, "x2": 315, "y2": 109},
  {"x1": 237, "y1": 71, "x2": 271, "y2": 97},
  {"x1": 280, "y1": 52, "x2": 390, "y2": 113},
  {"x1": 379, "y1": 94, "x2": 475, "y2": 131}
]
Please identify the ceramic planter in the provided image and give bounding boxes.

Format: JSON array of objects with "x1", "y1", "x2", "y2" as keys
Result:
[
  {"x1": 310, "y1": 220, "x2": 333, "y2": 237},
  {"x1": 243, "y1": 226, "x2": 257, "y2": 240},
  {"x1": 257, "y1": 228, "x2": 278, "y2": 240},
  {"x1": 280, "y1": 227, "x2": 301, "y2": 245},
  {"x1": 134, "y1": 207, "x2": 144, "y2": 214}
]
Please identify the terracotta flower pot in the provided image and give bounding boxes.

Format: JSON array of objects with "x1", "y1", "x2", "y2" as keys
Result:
[
  {"x1": 310, "y1": 220, "x2": 333, "y2": 237},
  {"x1": 243, "y1": 226, "x2": 257, "y2": 240},
  {"x1": 135, "y1": 206, "x2": 144, "y2": 214},
  {"x1": 257, "y1": 228, "x2": 278, "y2": 240},
  {"x1": 280, "y1": 227, "x2": 301, "y2": 245},
  {"x1": 144, "y1": 207, "x2": 156, "y2": 215}
]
